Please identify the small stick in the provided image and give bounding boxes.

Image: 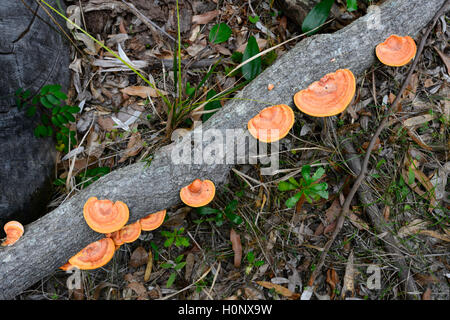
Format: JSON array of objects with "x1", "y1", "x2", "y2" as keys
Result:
[{"x1": 308, "y1": 0, "x2": 450, "y2": 293}]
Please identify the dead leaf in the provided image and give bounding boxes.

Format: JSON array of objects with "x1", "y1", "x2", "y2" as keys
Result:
[
  {"x1": 184, "y1": 252, "x2": 195, "y2": 281},
  {"x1": 244, "y1": 287, "x2": 264, "y2": 300},
  {"x1": 403, "y1": 73, "x2": 418, "y2": 100},
  {"x1": 121, "y1": 86, "x2": 167, "y2": 98},
  {"x1": 383, "y1": 205, "x2": 390, "y2": 222},
  {"x1": 422, "y1": 287, "x2": 432, "y2": 300},
  {"x1": 118, "y1": 132, "x2": 144, "y2": 163},
  {"x1": 341, "y1": 251, "x2": 354, "y2": 299},
  {"x1": 348, "y1": 212, "x2": 370, "y2": 231},
  {"x1": 434, "y1": 47, "x2": 450, "y2": 75},
  {"x1": 129, "y1": 246, "x2": 148, "y2": 268},
  {"x1": 256, "y1": 281, "x2": 298, "y2": 298},
  {"x1": 127, "y1": 281, "x2": 148, "y2": 299},
  {"x1": 419, "y1": 229, "x2": 450, "y2": 242},
  {"x1": 326, "y1": 268, "x2": 339, "y2": 300},
  {"x1": 144, "y1": 248, "x2": 153, "y2": 282},
  {"x1": 230, "y1": 228, "x2": 242, "y2": 268},
  {"x1": 97, "y1": 116, "x2": 117, "y2": 132},
  {"x1": 192, "y1": 10, "x2": 219, "y2": 25},
  {"x1": 398, "y1": 219, "x2": 430, "y2": 237},
  {"x1": 236, "y1": 38, "x2": 267, "y2": 53}
]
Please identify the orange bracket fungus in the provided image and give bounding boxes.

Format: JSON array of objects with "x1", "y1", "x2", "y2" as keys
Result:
[
  {"x1": 293, "y1": 69, "x2": 356, "y2": 117},
  {"x1": 140, "y1": 210, "x2": 167, "y2": 231},
  {"x1": 118, "y1": 221, "x2": 141, "y2": 243},
  {"x1": 375, "y1": 35, "x2": 417, "y2": 67},
  {"x1": 247, "y1": 104, "x2": 295, "y2": 143},
  {"x1": 180, "y1": 179, "x2": 216, "y2": 207},
  {"x1": 69, "y1": 238, "x2": 115, "y2": 270},
  {"x1": 59, "y1": 262, "x2": 75, "y2": 271},
  {"x1": 1, "y1": 221, "x2": 24, "y2": 246},
  {"x1": 83, "y1": 197, "x2": 129, "y2": 234}
]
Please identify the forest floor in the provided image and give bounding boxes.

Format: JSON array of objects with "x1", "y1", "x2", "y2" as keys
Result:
[{"x1": 18, "y1": 0, "x2": 449, "y2": 300}]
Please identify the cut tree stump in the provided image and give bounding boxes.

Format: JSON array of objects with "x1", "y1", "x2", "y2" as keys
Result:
[{"x1": 0, "y1": 0, "x2": 446, "y2": 299}]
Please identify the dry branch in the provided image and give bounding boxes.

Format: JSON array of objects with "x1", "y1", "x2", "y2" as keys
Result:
[{"x1": 0, "y1": 0, "x2": 446, "y2": 299}]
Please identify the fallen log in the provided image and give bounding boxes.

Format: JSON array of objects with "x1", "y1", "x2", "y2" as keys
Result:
[{"x1": 0, "y1": 0, "x2": 445, "y2": 299}]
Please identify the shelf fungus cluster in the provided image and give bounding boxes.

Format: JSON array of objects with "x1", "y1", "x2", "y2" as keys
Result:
[{"x1": 60, "y1": 198, "x2": 167, "y2": 271}]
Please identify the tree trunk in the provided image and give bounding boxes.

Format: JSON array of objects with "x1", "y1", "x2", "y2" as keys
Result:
[
  {"x1": 0, "y1": 0, "x2": 446, "y2": 299},
  {"x1": 0, "y1": 0, "x2": 70, "y2": 229}
]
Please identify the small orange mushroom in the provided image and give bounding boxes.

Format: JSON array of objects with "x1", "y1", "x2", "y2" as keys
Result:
[
  {"x1": 1, "y1": 221, "x2": 24, "y2": 246},
  {"x1": 69, "y1": 238, "x2": 115, "y2": 270},
  {"x1": 140, "y1": 210, "x2": 167, "y2": 231},
  {"x1": 247, "y1": 104, "x2": 295, "y2": 143},
  {"x1": 118, "y1": 221, "x2": 141, "y2": 243},
  {"x1": 106, "y1": 231, "x2": 124, "y2": 247},
  {"x1": 83, "y1": 197, "x2": 129, "y2": 234},
  {"x1": 59, "y1": 262, "x2": 75, "y2": 271},
  {"x1": 376, "y1": 35, "x2": 416, "y2": 67},
  {"x1": 180, "y1": 179, "x2": 215, "y2": 207},
  {"x1": 293, "y1": 69, "x2": 356, "y2": 117}
]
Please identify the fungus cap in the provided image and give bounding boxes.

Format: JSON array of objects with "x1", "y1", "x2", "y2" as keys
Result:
[
  {"x1": 1, "y1": 221, "x2": 24, "y2": 246},
  {"x1": 376, "y1": 35, "x2": 416, "y2": 67},
  {"x1": 293, "y1": 69, "x2": 356, "y2": 117},
  {"x1": 69, "y1": 238, "x2": 115, "y2": 270},
  {"x1": 118, "y1": 221, "x2": 142, "y2": 243},
  {"x1": 247, "y1": 104, "x2": 295, "y2": 143},
  {"x1": 140, "y1": 210, "x2": 167, "y2": 231},
  {"x1": 83, "y1": 197, "x2": 129, "y2": 234},
  {"x1": 106, "y1": 230, "x2": 124, "y2": 247},
  {"x1": 180, "y1": 179, "x2": 215, "y2": 207},
  {"x1": 59, "y1": 262, "x2": 75, "y2": 271}
]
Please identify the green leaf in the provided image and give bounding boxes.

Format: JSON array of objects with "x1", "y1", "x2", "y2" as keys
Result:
[
  {"x1": 346, "y1": 0, "x2": 357, "y2": 12},
  {"x1": 246, "y1": 251, "x2": 255, "y2": 263},
  {"x1": 46, "y1": 126, "x2": 53, "y2": 137},
  {"x1": 242, "y1": 36, "x2": 261, "y2": 81},
  {"x1": 160, "y1": 230, "x2": 173, "y2": 237},
  {"x1": 301, "y1": 165, "x2": 312, "y2": 182},
  {"x1": 52, "y1": 106, "x2": 61, "y2": 115},
  {"x1": 209, "y1": 22, "x2": 232, "y2": 44},
  {"x1": 202, "y1": 89, "x2": 222, "y2": 122},
  {"x1": 255, "y1": 260, "x2": 265, "y2": 267},
  {"x1": 64, "y1": 112, "x2": 76, "y2": 122},
  {"x1": 225, "y1": 211, "x2": 243, "y2": 225},
  {"x1": 301, "y1": 0, "x2": 334, "y2": 35},
  {"x1": 311, "y1": 167, "x2": 325, "y2": 182},
  {"x1": 160, "y1": 262, "x2": 173, "y2": 269},
  {"x1": 164, "y1": 237, "x2": 174, "y2": 248},
  {"x1": 40, "y1": 96, "x2": 53, "y2": 109},
  {"x1": 174, "y1": 261, "x2": 186, "y2": 270},
  {"x1": 67, "y1": 106, "x2": 80, "y2": 113},
  {"x1": 185, "y1": 82, "x2": 195, "y2": 96},
  {"x1": 408, "y1": 167, "x2": 415, "y2": 185},
  {"x1": 166, "y1": 272, "x2": 177, "y2": 288},
  {"x1": 51, "y1": 116, "x2": 61, "y2": 127},
  {"x1": 248, "y1": 15, "x2": 259, "y2": 24},
  {"x1": 57, "y1": 114, "x2": 68, "y2": 124},
  {"x1": 41, "y1": 114, "x2": 50, "y2": 125},
  {"x1": 309, "y1": 182, "x2": 328, "y2": 191},
  {"x1": 224, "y1": 199, "x2": 238, "y2": 215},
  {"x1": 41, "y1": 84, "x2": 61, "y2": 95},
  {"x1": 286, "y1": 192, "x2": 303, "y2": 208},
  {"x1": 60, "y1": 126, "x2": 69, "y2": 134},
  {"x1": 197, "y1": 207, "x2": 221, "y2": 215},
  {"x1": 45, "y1": 94, "x2": 60, "y2": 105},
  {"x1": 53, "y1": 90, "x2": 68, "y2": 100},
  {"x1": 315, "y1": 190, "x2": 329, "y2": 199},
  {"x1": 25, "y1": 106, "x2": 36, "y2": 117},
  {"x1": 231, "y1": 51, "x2": 243, "y2": 63},
  {"x1": 35, "y1": 125, "x2": 48, "y2": 137},
  {"x1": 180, "y1": 237, "x2": 190, "y2": 247},
  {"x1": 175, "y1": 254, "x2": 184, "y2": 263},
  {"x1": 278, "y1": 181, "x2": 298, "y2": 191}
]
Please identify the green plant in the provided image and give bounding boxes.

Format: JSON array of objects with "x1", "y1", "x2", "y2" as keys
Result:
[
  {"x1": 209, "y1": 22, "x2": 232, "y2": 44},
  {"x1": 160, "y1": 254, "x2": 186, "y2": 288},
  {"x1": 302, "y1": 0, "x2": 358, "y2": 34},
  {"x1": 160, "y1": 227, "x2": 190, "y2": 248},
  {"x1": 195, "y1": 199, "x2": 243, "y2": 226},
  {"x1": 15, "y1": 85, "x2": 79, "y2": 153},
  {"x1": 278, "y1": 165, "x2": 328, "y2": 208},
  {"x1": 245, "y1": 251, "x2": 265, "y2": 275}
]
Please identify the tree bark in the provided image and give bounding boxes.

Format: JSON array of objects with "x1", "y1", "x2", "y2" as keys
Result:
[
  {"x1": 0, "y1": 0, "x2": 70, "y2": 228},
  {"x1": 0, "y1": 0, "x2": 446, "y2": 299}
]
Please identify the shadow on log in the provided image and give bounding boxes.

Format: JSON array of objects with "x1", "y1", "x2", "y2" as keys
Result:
[{"x1": 0, "y1": 0, "x2": 446, "y2": 299}]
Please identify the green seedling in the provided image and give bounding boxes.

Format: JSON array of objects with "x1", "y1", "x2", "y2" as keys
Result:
[
  {"x1": 160, "y1": 254, "x2": 186, "y2": 288},
  {"x1": 245, "y1": 251, "x2": 265, "y2": 275},
  {"x1": 195, "y1": 199, "x2": 243, "y2": 226},
  {"x1": 278, "y1": 165, "x2": 328, "y2": 208},
  {"x1": 160, "y1": 227, "x2": 190, "y2": 248}
]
